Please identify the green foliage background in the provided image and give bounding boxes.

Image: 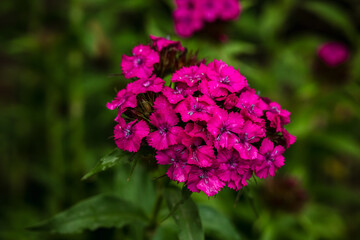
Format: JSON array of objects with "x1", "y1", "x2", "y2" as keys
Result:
[{"x1": 1, "y1": 0, "x2": 359, "y2": 239}]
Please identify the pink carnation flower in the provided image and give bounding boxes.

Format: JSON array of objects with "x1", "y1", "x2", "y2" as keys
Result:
[
  {"x1": 173, "y1": 9, "x2": 203, "y2": 38},
  {"x1": 175, "y1": 95, "x2": 217, "y2": 122},
  {"x1": 106, "y1": 89, "x2": 137, "y2": 113},
  {"x1": 219, "y1": 0, "x2": 241, "y2": 21},
  {"x1": 253, "y1": 138, "x2": 285, "y2": 178},
  {"x1": 197, "y1": 0, "x2": 221, "y2": 22},
  {"x1": 156, "y1": 144, "x2": 191, "y2": 182},
  {"x1": 121, "y1": 44, "x2": 160, "y2": 79},
  {"x1": 147, "y1": 108, "x2": 183, "y2": 150},
  {"x1": 150, "y1": 35, "x2": 185, "y2": 52},
  {"x1": 185, "y1": 122, "x2": 214, "y2": 145},
  {"x1": 114, "y1": 118, "x2": 150, "y2": 152},
  {"x1": 318, "y1": 42, "x2": 349, "y2": 67},
  {"x1": 236, "y1": 89, "x2": 267, "y2": 122},
  {"x1": 127, "y1": 75, "x2": 165, "y2": 94},
  {"x1": 217, "y1": 148, "x2": 252, "y2": 190},
  {"x1": 171, "y1": 64, "x2": 207, "y2": 87},
  {"x1": 266, "y1": 101, "x2": 291, "y2": 132},
  {"x1": 206, "y1": 59, "x2": 248, "y2": 93},
  {"x1": 198, "y1": 78, "x2": 228, "y2": 100},
  {"x1": 162, "y1": 82, "x2": 197, "y2": 104},
  {"x1": 175, "y1": 0, "x2": 196, "y2": 10},
  {"x1": 182, "y1": 135, "x2": 215, "y2": 167},
  {"x1": 233, "y1": 121, "x2": 265, "y2": 159},
  {"x1": 224, "y1": 93, "x2": 239, "y2": 110},
  {"x1": 281, "y1": 127, "x2": 296, "y2": 149},
  {"x1": 186, "y1": 166, "x2": 225, "y2": 196},
  {"x1": 207, "y1": 109, "x2": 244, "y2": 149},
  {"x1": 153, "y1": 94, "x2": 173, "y2": 111}
]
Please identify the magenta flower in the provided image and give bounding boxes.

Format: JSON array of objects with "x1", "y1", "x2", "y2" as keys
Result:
[
  {"x1": 106, "y1": 89, "x2": 137, "y2": 113},
  {"x1": 224, "y1": 93, "x2": 239, "y2": 110},
  {"x1": 127, "y1": 75, "x2": 165, "y2": 94},
  {"x1": 236, "y1": 89, "x2": 267, "y2": 122},
  {"x1": 182, "y1": 136, "x2": 215, "y2": 167},
  {"x1": 197, "y1": 0, "x2": 221, "y2": 22},
  {"x1": 114, "y1": 118, "x2": 150, "y2": 152},
  {"x1": 171, "y1": 64, "x2": 207, "y2": 87},
  {"x1": 318, "y1": 42, "x2": 349, "y2": 67},
  {"x1": 153, "y1": 94, "x2": 173, "y2": 111},
  {"x1": 162, "y1": 82, "x2": 197, "y2": 104},
  {"x1": 253, "y1": 138, "x2": 285, "y2": 179},
  {"x1": 156, "y1": 144, "x2": 190, "y2": 182},
  {"x1": 174, "y1": 9, "x2": 203, "y2": 38},
  {"x1": 233, "y1": 121, "x2": 265, "y2": 159},
  {"x1": 175, "y1": 0, "x2": 196, "y2": 10},
  {"x1": 206, "y1": 59, "x2": 248, "y2": 93},
  {"x1": 219, "y1": 0, "x2": 241, "y2": 21},
  {"x1": 281, "y1": 127, "x2": 296, "y2": 149},
  {"x1": 147, "y1": 108, "x2": 183, "y2": 150},
  {"x1": 216, "y1": 148, "x2": 252, "y2": 190},
  {"x1": 207, "y1": 109, "x2": 244, "y2": 149},
  {"x1": 266, "y1": 101, "x2": 291, "y2": 132},
  {"x1": 185, "y1": 122, "x2": 214, "y2": 145},
  {"x1": 175, "y1": 95, "x2": 217, "y2": 122},
  {"x1": 121, "y1": 44, "x2": 160, "y2": 79},
  {"x1": 198, "y1": 78, "x2": 228, "y2": 100},
  {"x1": 150, "y1": 35, "x2": 185, "y2": 52},
  {"x1": 186, "y1": 166, "x2": 225, "y2": 196}
]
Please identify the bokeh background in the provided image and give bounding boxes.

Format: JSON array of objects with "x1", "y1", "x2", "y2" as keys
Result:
[{"x1": 1, "y1": 0, "x2": 360, "y2": 239}]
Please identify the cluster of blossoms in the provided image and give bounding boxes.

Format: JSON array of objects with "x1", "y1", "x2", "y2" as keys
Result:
[
  {"x1": 107, "y1": 36, "x2": 296, "y2": 196},
  {"x1": 174, "y1": 0, "x2": 241, "y2": 37}
]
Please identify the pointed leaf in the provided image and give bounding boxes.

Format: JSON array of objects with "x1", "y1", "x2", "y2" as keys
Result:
[
  {"x1": 199, "y1": 205, "x2": 241, "y2": 240},
  {"x1": 164, "y1": 187, "x2": 204, "y2": 240},
  {"x1": 28, "y1": 194, "x2": 148, "y2": 234},
  {"x1": 82, "y1": 148, "x2": 132, "y2": 180}
]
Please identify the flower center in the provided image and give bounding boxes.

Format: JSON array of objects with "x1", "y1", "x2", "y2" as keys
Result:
[
  {"x1": 219, "y1": 76, "x2": 230, "y2": 84},
  {"x1": 199, "y1": 171, "x2": 208, "y2": 179},
  {"x1": 142, "y1": 80, "x2": 151, "y2": 88},
  {"x1": 134, "y1": 57, "x2": 143, "y2": 66},
  {"x1": 265, "y1": 152, "x2": 274, "y2": 162},
  {"x1": 124, "y1": 127, "x2": 132, "y2": 138},
  {"x1": 173, "y1": 87, "x2": 183, "y2": 95},
  {"x1": 242, "y1": 103, "x2": 255, "y2": 114},
  {"x1": 229, "y1": 159, "x2": 238, "y2": 169},
  {"x1": 159, "y1": 125, "x2": 169, "y2": 135}
]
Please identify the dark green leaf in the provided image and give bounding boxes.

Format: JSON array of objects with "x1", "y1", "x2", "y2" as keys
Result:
[
  {"x1": 312, "y1": 133, "x2": 360, "y2": 159},
  {"x1": 164, "y1": 187, "x2": 204, "y2": 240},
  {"x1": 199, "y1": 205, "x2": 241, "y2": 240},
  {"x1": 28, "y1": 194, "x2": 148, "y2": 234},
  {"x1": 82, "y1": 148, "x2": 132, "y2": 180}
]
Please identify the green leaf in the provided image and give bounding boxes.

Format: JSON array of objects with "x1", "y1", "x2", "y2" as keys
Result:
[
  {"x1": 199, "y1": 205, "x2": 241, "y2": 240},
  {"x1": 82, "y1": 148, "x2": 132, "y2": 180},
  {"x1": 300, "y1": 204, "x2": 345, "y2": 239},
  {"x1": 164, "y1": 187, "x2": 204, "y2": 240},
  {"x1": 312, "y1": 133, "x2": 360, "y2": 160},
  {"x1": 304, "y1": 2, "x2": 356, "y2": 41},
  {"x1": 28, "y1": 194, "x2": 148, "y2": 234}
]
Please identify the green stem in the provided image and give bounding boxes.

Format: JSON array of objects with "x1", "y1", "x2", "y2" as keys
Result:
[{"x1": 145, "y1": 193, "x2": 163, "y2": 239}]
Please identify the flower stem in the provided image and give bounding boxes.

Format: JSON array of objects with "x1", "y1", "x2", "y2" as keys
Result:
[{"x1": 145, "y1": 193, "x2": 163, "y2": 239}]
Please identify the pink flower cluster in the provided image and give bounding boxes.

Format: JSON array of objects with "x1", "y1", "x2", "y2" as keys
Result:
[
  {"x1": 108, "y1": 36, "x2": 296, "y2": 196},
  {"x1": 174, "y1": 0, "x2": 242, "y2": 37}
]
